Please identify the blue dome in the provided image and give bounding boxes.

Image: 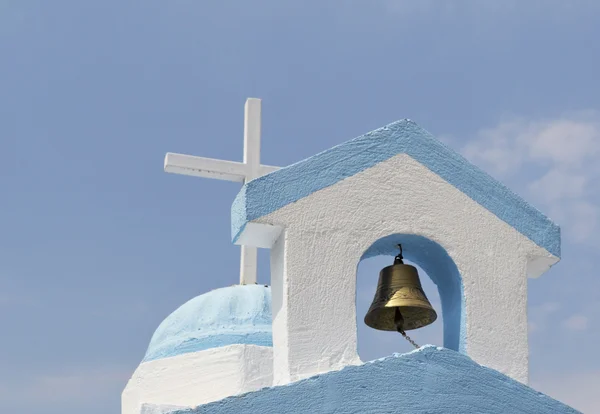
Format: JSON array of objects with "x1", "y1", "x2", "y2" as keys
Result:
[{"x1": 143, "y1": 284, "x2": 272, "y2": 362}]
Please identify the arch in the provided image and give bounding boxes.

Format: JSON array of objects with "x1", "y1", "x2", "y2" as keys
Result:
[{"x1": 359, "y1": 234, "x2": 465, "y2": 353}]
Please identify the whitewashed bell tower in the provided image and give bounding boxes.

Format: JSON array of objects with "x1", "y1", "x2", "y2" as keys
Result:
[
  {"x1": 232, "y1": 119, "x2": 560, "y2": 385},
  {"x1": 124, "y1": 99, "x2": 575, "y2": 414}
]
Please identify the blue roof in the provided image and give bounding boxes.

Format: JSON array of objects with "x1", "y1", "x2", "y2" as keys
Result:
[
  {"x1": 143, "y1": 285, "x2": 272, "y2": 362},
  {"x1": 232, "y1": 119, "x2": 560, "y2": 258},
  {"x1": 171, "y1": 346, "x2": 577, "y2": 414}
]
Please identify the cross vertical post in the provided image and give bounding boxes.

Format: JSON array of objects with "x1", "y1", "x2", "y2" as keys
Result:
[
  {"x1": 163, "y1": 98, "x2": 280, "y2": 285},
  {"x1": 240, "y1": 98, "x2": 262, "y2": 285},
  {"x1": 244, "y1": 98, "x2": 262, "y2": 180}
]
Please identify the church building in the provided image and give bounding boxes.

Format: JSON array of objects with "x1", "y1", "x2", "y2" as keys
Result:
[{"x1": 122, "y1": 99, "x2": 578, "y2": 413}]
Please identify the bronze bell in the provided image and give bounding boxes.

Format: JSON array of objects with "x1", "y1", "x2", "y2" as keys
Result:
[{"x1": 364, "y1": 245, "x2": 437, "y2": 333}]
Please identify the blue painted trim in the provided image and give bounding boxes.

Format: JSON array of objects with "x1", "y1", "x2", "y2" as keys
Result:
[
  {"x1": 231, "y1": 120, "x2": 560, "y2": 257},
  {"x1": 173, "y1": 346, "x2": 578, "y2": 414},
  {"x1": 362, "y1": 234, "x2": 465, "y2": 353},
  {"x1": 143, "y1": 331, "x2": 272, "y2": 362},
  {"x1": 143, "y1": 285, "x2": 273, "y2": 362}
]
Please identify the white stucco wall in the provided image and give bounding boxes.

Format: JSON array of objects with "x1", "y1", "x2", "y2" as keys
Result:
[
  {"x1": 140, "y1": 404, "x2": 187, "y2": 414},
  {"x1": 240, "y1": 154, "x2": 557, "y2": 386},
  {"x1": 122, "y1": 344, "x2": 273, "y2": 414}
]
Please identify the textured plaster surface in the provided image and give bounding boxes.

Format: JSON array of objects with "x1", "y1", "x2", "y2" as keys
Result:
[
  {"x1": 122, "y1": 345, "x2": 273, "y2": 414},
  {"x1": 246, "y1": 154, "x2": 557, "y2": 385},
  {"x1": 144, "y1": 285, "x2": 272, "y2": 362},
  {"x1": 232, "y1": 119, "x2": 560, "y2": 258},
  {"x1": 171, "y1": 346, "x2": 578, "y2": 414},
  {"x1": 141, "y1": 404, "x2": 188, "y2": 414}
]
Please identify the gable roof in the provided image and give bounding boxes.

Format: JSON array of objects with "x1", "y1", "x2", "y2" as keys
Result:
[
  {"x1": 170, "y1": 346, "x2": 576, "y2": 414},
  {"x1": 231, "y1": 120, "x2": 560, "y2": 257}
]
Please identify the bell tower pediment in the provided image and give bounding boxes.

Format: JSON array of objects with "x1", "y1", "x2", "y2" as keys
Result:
[{"x1": 231, "y1": 119, "x2": 560, "y2": 386}]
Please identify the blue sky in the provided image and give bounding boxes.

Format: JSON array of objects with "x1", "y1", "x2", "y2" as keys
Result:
[{"x1": 1, "y1": 1, "x2": 599, "y2": 413}]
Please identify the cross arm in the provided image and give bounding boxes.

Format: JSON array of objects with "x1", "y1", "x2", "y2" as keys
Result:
[
  {"x1": 164, "y1": 152, "x2": 247, "y2": 182},
  {"x1": 259, "y1": 165, "x2": 279, "y2": 176},
  {"x1": 164, "y1": 152, "x2": 279, "y2": 182}
]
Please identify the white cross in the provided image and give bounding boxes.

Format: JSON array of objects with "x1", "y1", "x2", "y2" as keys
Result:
[{"x1": 164, "y1": 98, "x2": 279, "y2": 285}]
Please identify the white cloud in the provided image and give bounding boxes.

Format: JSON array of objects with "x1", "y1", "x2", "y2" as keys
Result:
[
  {"x1": 462, "y1": 120, "x2": 531, "y2": 175},
  {"x1": 463, "y1": 115, "x2": 600, "y2": 175},
  {"x1": 529, "y1": 302, "x2": 561, "y2": 334},
  {"x1": 554, "y1": 200, "x2": 599, "y2": 243},
  {"x1": 532, "y1": 371, "x2": 600, "y2": 413},
  {"x1": 539, "y1": 302, "x2": 560, "y2": 313},
  {"x1": 460, "y1": 112, "x2": 600, "y2": 244},
  {"x1": 528, "y1": 168, "x2": 587, "y2": 204},
  {"x1": 527, "y1": 119, "x2": 600, "y2": 166},
  {"x1": 562, "y1": 314, "x2": 589, "y2": 331}
]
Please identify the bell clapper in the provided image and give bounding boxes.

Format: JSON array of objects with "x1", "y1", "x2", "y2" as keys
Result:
[{"x1": 394, "y1": 307, "x2": 420, "y2": 350}]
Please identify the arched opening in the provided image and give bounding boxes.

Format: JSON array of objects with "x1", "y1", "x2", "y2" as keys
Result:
[{"x1": 355, "y1": 234, "x2": 464, "y2": 361}]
